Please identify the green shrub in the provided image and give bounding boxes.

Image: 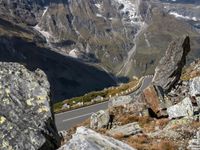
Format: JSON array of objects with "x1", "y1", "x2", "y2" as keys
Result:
[{"x1": 53, "y1": 78, "x2": 140, "y2": 113}]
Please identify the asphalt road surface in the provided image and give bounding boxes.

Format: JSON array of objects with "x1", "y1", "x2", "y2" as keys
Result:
[
  {"x1": 55, "y1": 101, "x2": 109, "y2": 131},
  {"x1": 55, "y1": 76, "x2": 153, "y2": 131}
]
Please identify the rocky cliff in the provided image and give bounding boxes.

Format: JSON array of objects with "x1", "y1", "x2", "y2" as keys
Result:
[
  {"x1": 0, "y1": 0, "x2": 48, "y2": 25},
  {"x1": 34, "y1": 0, "x2": 145, "y2": 75},
  {"x1": 152, "y1": 36, "x2": 190, "y2": 92},
  {"x1": 0, "y1": 62, "x2": 60, "y2": 150}
]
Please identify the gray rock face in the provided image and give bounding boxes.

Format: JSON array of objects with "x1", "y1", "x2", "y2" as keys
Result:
[
  {"x1": 167, "y1": 80, "x2": 190, "y2": 104},
  {"x1": 190, "y1": 76, "x2": 200, "y2": 106},
  {"x1": 108, "y1": 95, "x2": 133, "y2": 108},
  {"x1": 107, "y1": 122, "x2": 142, "y2": 137},
  {"x1": 167, "y1": 97, "x2": 194, "y2": 119},
  {"x1": 90, "y1": 110, "x2": 110, "y2": 130},
  {"x1": 0, "y1": 0, "x2": 48, "y2": 25},
  {"x1": 0, "y1": 62, "x2": 60, "y2": 150},
  {"x1": 152, "y1": 36, "x2": 191, "y2": 93},
  {"x1": 58, "y1": 126, "x2": 136, "y2": 150},
  {"x1": 190, "y1": 77, "x2": 200, "y2": 97}
]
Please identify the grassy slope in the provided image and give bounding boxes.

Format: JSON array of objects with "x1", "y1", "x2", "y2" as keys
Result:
[{"x1": 53, "y1": 78, "x2": 140, "y2": 113}]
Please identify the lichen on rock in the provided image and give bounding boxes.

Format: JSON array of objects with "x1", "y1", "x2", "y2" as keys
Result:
[{"x1": 0, "y1": 62, "x2": 60, "y2": 150}]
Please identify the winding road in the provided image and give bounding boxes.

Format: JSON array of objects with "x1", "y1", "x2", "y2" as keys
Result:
[{"x1": 55, "y1": 75, "x2": 153, "y2": 131}]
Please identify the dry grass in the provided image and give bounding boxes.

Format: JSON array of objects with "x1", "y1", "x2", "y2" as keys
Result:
[
  {"x1": 150, "y1": 140, "x2": 177, "y2": 150},
  {"x1": 142, "y1": 118, "x2": 169, "y2": 132},
  {"x1": 190, "y1": 121, "x2": 200, "y2": 128},
  {"x1": 155, "y1": 119, "x2": 170, "y2": 129},
  {"x1": 181, "y1": 60, "x2": 200, "y2": 81},
  {"x1": 116, "y1": 112, "x2": 169, "y2": 133},
  {"x1": 112, "y1": 133, "x2": 124, "y2": 140},
  {"x1": 126, "y1": 135, "x2": 177, "y2": 150},
  {"x1": 181, "y1": 70, "x2": 200, "y2": 81},
  {"x1": 126, "y1": 134, "x2": 150, "y2": 150},
  {"x1": 97, "y1": 128, "x2": 107, "y2": 135},
  {"x1": 117, "y1": 115, "x2": 152, "y2": 127}
]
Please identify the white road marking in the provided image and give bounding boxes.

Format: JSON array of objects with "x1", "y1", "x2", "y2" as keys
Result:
[
  {"x1": 62, "y1": 112, "x2": 94, "y2": 122},
  {"x1": 55, "y1": 101, "x2": 108, "y2": 116}
]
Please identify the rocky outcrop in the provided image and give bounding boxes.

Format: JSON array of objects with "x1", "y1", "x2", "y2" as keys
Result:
[
  {"x1": 167, "y1": 80, "x2": 190, "y2": 104},
  {"x1": 90, "y1": 110, "x2": 110, "y2": 130},
  {"x1": 141, "y1": 85, "x2": 171, "y2": 117},
  {"x1": 108, "y1": 95, "x2": 133, "y2": 108},
  {"x1": 0, "y1": 0, "x2": 48, "y2": 25},
  {"x1": 167, "y1": 97, "x2": 194, "y2": 119},
  {"x1": 0, "y1": 62, "x2": 60, "y2": 150},
  {"x1": 190, "y1": 76, "x2": 200, "y2": 106},
  {"x1": 107, "y1": 122, "x2": 142, "y2": 137},
  {"x1": 152, "y1": 36, "x2": 191, "y2": 92},
  {"x1": 59, "y1": 127, "x2": 136, "y2": 150}
]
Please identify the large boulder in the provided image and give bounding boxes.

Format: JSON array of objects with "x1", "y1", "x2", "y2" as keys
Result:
[
  {"x1": 90, "y1": 110, "x2": 110, "y2": 129},
  {"x1": 189, "y1": 76, "x2": 200, "y2": 97},
  {"x1": 58, "y1": 127, "x2": 136, "y2": 150},
  {"x1": 108, "y1": 95, "x2": 133, "y2": 108},
  {"x1": 107, "y1": 122, "x2": 142, "y2": 137},
  {"x1": 189, "y1": 76, "x2": 200, "y2": 107},
  {"x1": 0, "y1": 63, "x2": 60, "y2": 150},
  {"x1": 141, "y1": 85, "x2": 171, "y2": 117},
  {"x1": 190, "y1": 76, "x2": 200, "y2": 106},
  {"x1": 167, "y1": 97, "x2": 194, "y2": 119},
  {"x1": 152, "y1": 36, "x2": 190, "y2": 93}
]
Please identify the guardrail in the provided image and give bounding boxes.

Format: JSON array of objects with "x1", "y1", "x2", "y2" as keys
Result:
[{"x1": 54, "y1": 76, "x2": 152, "y2": 114}]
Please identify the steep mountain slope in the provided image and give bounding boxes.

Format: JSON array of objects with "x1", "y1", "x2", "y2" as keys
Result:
[
  {"x1": 32, "y1": 0, "x2": 200, "y2": 78},
  {"x1": 0, "y1": 0, "x2": 199, "y2": 102},
  {"x1": 35, "y1": 0, "x2": 146, "y2": 75},
  {"x1": 0, "y1": 18, "x2": 117, "y2": 103},
  {"x1": 0, "y1": 0, "x2": 47, "y2": 25}
]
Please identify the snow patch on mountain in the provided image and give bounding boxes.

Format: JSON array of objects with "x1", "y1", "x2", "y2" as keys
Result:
[
  {"x1": 69, "y1": 49, "x2": 78, "y2": 58},
  {"x1": 33, "y1": 6, "x2": 52, "y2": 43},
  {"x1": 34, "y1": 25, "x2": 52, "y2": 42},
  {"x1": 95, "y1": 3, "x2": 103, "y2": 10},
  {"x1": 114, "y1": 0, "x2": 141, "y2": 24},
  {"x1": 42, "y1": 6, "x2": 48, "y2": 17},
  {"x1": 169, "y1": 11, "x2": 200, "y2": 21},
  {"x1": 114, "y1": 0, "x2": 147, "y2": 76},
  {"x1": 96, "y1": 13, "x2": 106, "y2": 20}
]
